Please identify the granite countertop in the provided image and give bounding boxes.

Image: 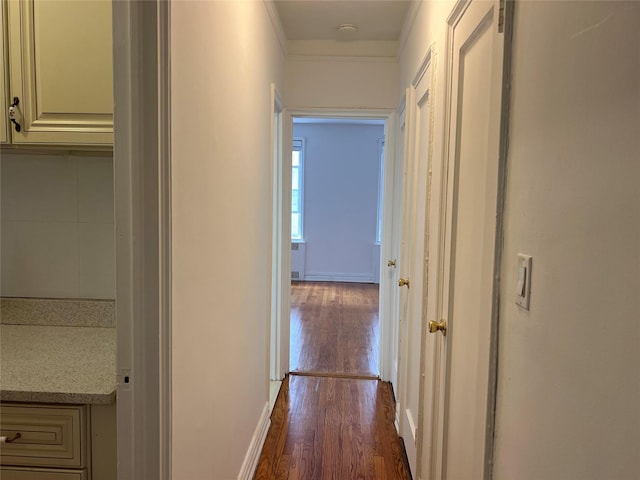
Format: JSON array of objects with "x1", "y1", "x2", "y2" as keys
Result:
[{"x1": 0, "y1": 324, "x2": 116, "y2": 404}]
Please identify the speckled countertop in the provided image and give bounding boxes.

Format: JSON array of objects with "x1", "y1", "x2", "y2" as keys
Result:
[{"x1": 0, "y1": 325, "x2": 116, "y2": 404}]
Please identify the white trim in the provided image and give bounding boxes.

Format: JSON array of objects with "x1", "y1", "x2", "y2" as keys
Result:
[
  {"x1": 237, "y1": 402, "x2": 271, "y2": 480},
  {"x1": 287, "y1": 55, "x2": 398, "y2": 64},
  {"x1": 412, "y1": 47, "x2": 433, "y2": 89},
  {"x1": 269, "y1": 84, "x2": 287, "y2": 382},
  {"x1": 262, "y1": 0, "x2": 288, "y2": 58},
  {"x1": 291, "y1": 108, "x2": 394, "y2": 119},
  {"x1": 157, "y1": 2, "x2": 172, "y2": 479},
  {"x1": 294, "y1": 117, "x2": 385, "y2": 125},
  {"x1": 447, "y1": 0, "x2": 472, "y2": 26},
  {"x1": 406, "y1": 408, "x2": 418, "y2": 443},
  {"x1": 112, "y1": 3, "x2": 135, "y2": 475},
  {"x1": 398, "y1": 0, "x2": 424, "y2": 59},
  {"x1": 303, "y1": 273, "x2": 376, "y2": 283},
  {"x1": 113, "y1": 1, "x2": 169, "y2": 478}
]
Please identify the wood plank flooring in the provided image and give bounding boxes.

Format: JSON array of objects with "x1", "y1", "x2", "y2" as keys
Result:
[
  {"x1": 255, "y1": 282, "x2": 411, "y2": 480},
  {"x1": 289, "y1": 282, "x2": 379, "y2": 377},
  {"x1": 254, "y1": 375, "x2": 412, "y2": 480}
]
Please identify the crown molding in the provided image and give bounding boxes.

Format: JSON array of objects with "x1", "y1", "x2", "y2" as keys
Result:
[
  {"x1": 398, "y1": 0, "x2": 424, "y2": 58},
  {"x1": 263, "y1": 0, "x2": 288, "y2": 57}
]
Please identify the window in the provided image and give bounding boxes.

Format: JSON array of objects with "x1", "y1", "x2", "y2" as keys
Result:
[
  {"x1": 376, "y1": 139, "x2": 385, "y2": 243},
  {"x1": 291, "y1": 138, "x2": 304, "y2": 241}
]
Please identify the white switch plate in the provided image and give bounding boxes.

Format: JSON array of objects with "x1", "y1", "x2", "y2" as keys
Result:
[{"x1": 516, "y1": 254, "x2": 532, "y2": 310}]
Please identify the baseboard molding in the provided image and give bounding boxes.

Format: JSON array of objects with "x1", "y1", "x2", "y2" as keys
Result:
[
  {"x1": 304, "y1": 272, "x2": 375, "y2": 283},
  {"x1": 237, "y1": 402, "x2": 271, "y2": 480},
  {"x1": 405, "y1": 408, "x2": 417, "y2": 442}
]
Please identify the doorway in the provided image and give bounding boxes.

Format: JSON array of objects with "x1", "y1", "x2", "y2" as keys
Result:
[{"x1": 284, "y1": 114, "x2": 393, "y2": 380}]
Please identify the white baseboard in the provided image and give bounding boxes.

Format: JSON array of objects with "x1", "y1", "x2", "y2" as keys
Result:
[
  {"x1": 405, "y1": 408, "x2": 417, "y2": 442},
  {"x1": 304, "y1": 272, "x2": 375, "y2": 283},
  {"x1": 237, "y1": 402, "x2": 271, "y2": 480},
  {"x1": 395, "y1": 402, "x2": 400, "y2": 433}
]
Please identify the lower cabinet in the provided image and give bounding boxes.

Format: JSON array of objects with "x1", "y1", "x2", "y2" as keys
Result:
[
  {"x1": 0, "y1": 403, "x2": 115, "y2": 480},
  {"x1": 0, "y1": 466, "x2": 87, "y2": 480}
]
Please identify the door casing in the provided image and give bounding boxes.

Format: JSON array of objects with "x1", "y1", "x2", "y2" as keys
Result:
[{"x1": 285, "y1": 108, "x2": 397, "y2": 381}]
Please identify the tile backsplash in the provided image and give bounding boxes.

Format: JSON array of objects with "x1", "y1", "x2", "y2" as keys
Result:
[{"x1": 1, "y1": 152, "x2": 115, "y2": 299}]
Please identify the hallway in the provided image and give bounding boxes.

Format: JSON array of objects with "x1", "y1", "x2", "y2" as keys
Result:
[
  {"x1": 120, "y1": 1, "x2": 640, "y2": 478},
  {"x1": 256, "y1": 282, "x2": 410, "y2": 479}
]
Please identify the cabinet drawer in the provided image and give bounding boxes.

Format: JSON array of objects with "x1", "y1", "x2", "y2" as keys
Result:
[
  {"x1": 0, "y1": 404, "x2": 87, "y2": 468},
  {"x1": 1, "y1": 466, "x2": 87, "y2": 480}
]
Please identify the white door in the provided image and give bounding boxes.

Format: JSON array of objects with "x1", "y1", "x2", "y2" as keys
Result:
[
  {"x1": 430, "y1": 1, "x2": 507, "y2": 479},
  {"x1": 381, "y1": 103, "x2": 405, "y2": 397},
  {"x1": 398, "y1": 61, "x2": 433, "y2": 470},
  {"x1": 397, "y1": 88, "x2": 416, "y2": 470}
]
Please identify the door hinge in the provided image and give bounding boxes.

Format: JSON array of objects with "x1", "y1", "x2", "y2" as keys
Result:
[{"x1": 498, "y1": 0, "x2": 506, "y2": 33}]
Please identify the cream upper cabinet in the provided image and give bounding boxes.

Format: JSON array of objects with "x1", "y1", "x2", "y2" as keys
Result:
[
  {"x1": 0, "y1": 1, "x2": 8, "y2": 144},
  {"x1": 6, "y1": 0, "x2": 113, "y2": 146}
]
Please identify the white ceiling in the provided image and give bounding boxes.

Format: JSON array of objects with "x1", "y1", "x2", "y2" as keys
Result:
[{"x1": 273, "y1": 0, "x2": 413, "y2": 41}]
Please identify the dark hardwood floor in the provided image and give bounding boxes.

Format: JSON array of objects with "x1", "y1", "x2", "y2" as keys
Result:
[
  {"x1": 254, "y1": 375, "x2": 412, "y2": 480},
  {"x1": 254, "y1": 282, "x2": 411, "y2": 479},
  {"x1": 289, "y1": 281, "x2": 379, "y2": 377}
]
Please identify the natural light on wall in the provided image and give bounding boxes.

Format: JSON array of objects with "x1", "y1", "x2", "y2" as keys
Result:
[{"x1": 291, "y1": 137, "x2": 304, "y2": 240}]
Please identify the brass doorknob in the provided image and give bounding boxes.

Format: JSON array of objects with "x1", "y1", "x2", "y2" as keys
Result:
[
  {"x1": 428, "y1": 320, "x2": 447, "y2": 336},
  {"x1": 387, "y1": 260, "x2": 396, "y2": 267},
  {"x1": 398, "y1": 278, "x2": 410, "y2": 287}
]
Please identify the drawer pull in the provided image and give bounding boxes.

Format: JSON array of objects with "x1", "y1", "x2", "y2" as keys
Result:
[{"x1": 1, "y1": 432, "x2": 22, "y2": 443}]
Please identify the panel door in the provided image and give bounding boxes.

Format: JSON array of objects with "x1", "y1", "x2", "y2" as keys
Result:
[
  {"x1": 433, "y1": 1, "x2": 506, "y2": 479},
  {"x1": 400, "y1": 54, "x2": 436, "y2": 475},
  {"x1": 396, "y1": 87, "x2": 416, "y2": 472},
  {"x1": 7, "y1": 0, "x2": 113, "y2": 146},
  {"x1": 383, "y1": 102, "x2": 405, "y2": 395}
]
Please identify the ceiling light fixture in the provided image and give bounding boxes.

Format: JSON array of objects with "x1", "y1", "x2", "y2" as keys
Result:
[{"x1": 337, "y1": 23, "x2": 358, "y2": 33}]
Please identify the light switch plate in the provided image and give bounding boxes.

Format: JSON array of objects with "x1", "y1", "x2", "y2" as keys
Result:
[{"x1": 516, "y1": 254, "x2": 532, "y2": 310}]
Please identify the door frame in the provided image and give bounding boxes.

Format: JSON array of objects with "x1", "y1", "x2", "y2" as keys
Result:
[
  {"x1": 285, "y1": 108, "x2": 397, "y2": 381},
  {"x1": 112, "y1": 1, "x2": 171, "y2": 479},
  {"x1": 269, "y1": 84, "x2": 287, "y2": 383}
]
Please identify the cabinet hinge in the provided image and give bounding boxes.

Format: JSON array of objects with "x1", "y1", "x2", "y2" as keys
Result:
[{"x1": 498, "y1": 0, "x2": 506, "y2": 33}]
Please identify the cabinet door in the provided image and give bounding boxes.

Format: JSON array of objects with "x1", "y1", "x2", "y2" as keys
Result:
[
  {"x1": 7, "y1": 0, "x2": 113, "y2": 146},
  {"x1": 0, "y1": 467, "x2": 87, "y2": 480},
  {"x1": 1, "y1": 1, "x2": 8, "y2": 144},
  {"x1": 0, "y1": 404, "x2": 87, "y2": 468}
]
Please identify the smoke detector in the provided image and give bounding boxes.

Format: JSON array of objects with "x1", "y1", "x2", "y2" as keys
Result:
[{"x1": 337, "y1": 23, "x2": 358, "y2": 33}]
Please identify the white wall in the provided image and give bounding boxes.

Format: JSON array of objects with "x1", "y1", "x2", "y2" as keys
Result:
[
  {"x1": 170, "y1": 1, "x2": 285, "y2": 478},
  {"x1": 1, "y1": 153, "x2": 115, "y2": 299},
  {"x1": 494, "y1": 2, "x2": 640, "y2": 479},
  {"x1": 286, "y1": 56, "x2": 398, "y2": 109},
  {"x1": 399, "y1": 1, "x2": 640, "y2": 479},
  {"x1": 293, "y1": 122, "x2": 383, "y2": 283}
]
